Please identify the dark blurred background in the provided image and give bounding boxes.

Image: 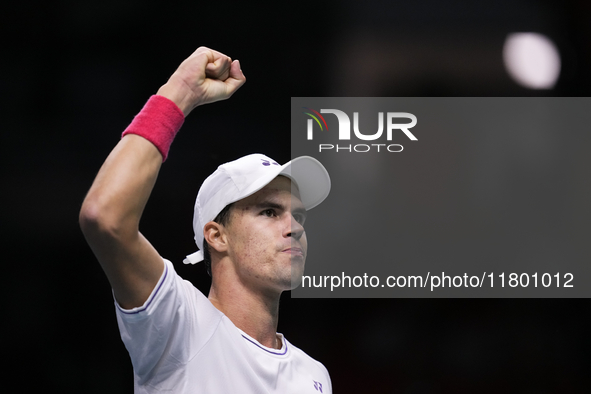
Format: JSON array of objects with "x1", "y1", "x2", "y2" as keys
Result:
[{"x1": 2, "y1": 0, "x2": 591, "y2": 392}]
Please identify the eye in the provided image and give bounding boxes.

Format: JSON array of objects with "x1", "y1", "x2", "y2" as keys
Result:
[
  {"x1": 261, "y1": 209, "x2": 277, "y2": 217},
  {"x1": 293, "y1": 213, "x2": 306, "y2": 225}
]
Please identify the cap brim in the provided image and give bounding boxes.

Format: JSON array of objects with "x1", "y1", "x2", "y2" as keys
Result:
[{"x1": 280, "y1": 156, "x2": 331, "y2": 210}]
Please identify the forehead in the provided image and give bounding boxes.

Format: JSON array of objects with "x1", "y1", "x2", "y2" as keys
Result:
[{"x1": 234, "y1": 176, "x2": 303, "y2": 208}]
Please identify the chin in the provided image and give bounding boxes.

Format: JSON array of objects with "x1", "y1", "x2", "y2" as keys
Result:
[
  {"x1": 289, "y1": 275, "x2": 304, "y2": 290},
  {"x1": 288, "y1": 263, "x2": 305, "y2": 290}
]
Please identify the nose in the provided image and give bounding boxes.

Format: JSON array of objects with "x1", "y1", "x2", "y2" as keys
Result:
[{"x1": 286, "y1": 214, "x2": 304, "y2": 240}]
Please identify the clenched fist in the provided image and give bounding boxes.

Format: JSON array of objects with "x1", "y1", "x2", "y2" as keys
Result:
[{"x1": 157, "y1": 47, "x2": 246, "y2": 116}]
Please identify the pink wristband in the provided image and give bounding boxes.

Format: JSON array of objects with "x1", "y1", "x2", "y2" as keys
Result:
[{"x1": 122, "y1": 95, "x2": 185, "y2": 161}]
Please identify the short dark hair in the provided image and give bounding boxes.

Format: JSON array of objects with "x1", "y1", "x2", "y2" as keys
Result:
[{"x1": 203, "y1": 203, "x2": 234, "y2": 276}]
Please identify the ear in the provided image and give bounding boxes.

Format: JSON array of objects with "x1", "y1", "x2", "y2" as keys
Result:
[{"x1": 203, "y1": 221, "x2": 228, "y2": 253}]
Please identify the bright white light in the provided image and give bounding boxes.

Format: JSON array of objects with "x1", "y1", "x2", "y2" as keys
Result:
[{"x1": 503, "y1": 33, "x2": 561, "y2": 89}]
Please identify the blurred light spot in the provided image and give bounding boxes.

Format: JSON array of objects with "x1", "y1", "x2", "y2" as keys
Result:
[{"x1": 503, "y1": 33, "x2": 561, "y2": 89}]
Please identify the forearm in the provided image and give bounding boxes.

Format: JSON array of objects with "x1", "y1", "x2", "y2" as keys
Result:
[
  {"x1": 80, "y1": 86, "x2": 188, "y2": 233},
  {"x1": 80, "y1": 46, "x2": 245, "y2": 236},
  {"x1": 80, "y1": 134, "x2": 162, "y2": 239}
]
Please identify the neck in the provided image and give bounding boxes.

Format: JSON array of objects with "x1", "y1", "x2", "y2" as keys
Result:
[{"x1": 208, "y1": 270, "x2": 282, "y2": 349}]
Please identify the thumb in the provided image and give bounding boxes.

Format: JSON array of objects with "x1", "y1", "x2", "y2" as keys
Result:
[{"x1": 224, "y1": 60, "x2": 246, "y2": 94}]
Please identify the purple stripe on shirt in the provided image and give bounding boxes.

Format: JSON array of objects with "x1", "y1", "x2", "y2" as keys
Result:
[
  {"x1": 119, "y1": 262, "x2": 169, "y2": 315},
  {"x1": 241, "y1": 334, "x2": 288, "y2": 355}
]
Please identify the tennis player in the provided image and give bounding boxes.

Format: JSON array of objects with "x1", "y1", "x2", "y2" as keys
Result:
[{"x1": 79, "y1": 46, "x2": 332, "y2": 393}]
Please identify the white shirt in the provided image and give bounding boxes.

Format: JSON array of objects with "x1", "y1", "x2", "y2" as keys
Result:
[{"x1": 115, "y1": 259, "x2": 332, "y2": 394}]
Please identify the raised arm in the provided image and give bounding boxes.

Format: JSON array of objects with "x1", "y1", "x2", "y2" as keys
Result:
[{"x1": 79, "y1": 47, "x2": 245, "y2": 309}]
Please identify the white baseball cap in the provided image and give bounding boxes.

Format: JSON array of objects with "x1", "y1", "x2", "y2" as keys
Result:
[{"x1": 183, "y1": 153, "x2": 331, "y2": 264}]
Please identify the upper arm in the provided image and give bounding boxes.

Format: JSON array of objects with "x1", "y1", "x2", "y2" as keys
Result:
[
  {"x1": 79, "y1": 135, "x2": 166, "y2": 309},
  {"x1": 80, "y1": 219, "x2": 165, "y2": 309}
]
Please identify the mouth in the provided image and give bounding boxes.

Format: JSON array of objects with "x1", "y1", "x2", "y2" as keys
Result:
[{"x1": 282, "y1": 247, "x2": 304, "y2": 257}]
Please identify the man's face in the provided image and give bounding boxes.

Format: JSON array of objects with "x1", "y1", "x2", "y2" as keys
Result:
[{"x1": 223, "y1": 176, "x2": 307, "y2": 294}]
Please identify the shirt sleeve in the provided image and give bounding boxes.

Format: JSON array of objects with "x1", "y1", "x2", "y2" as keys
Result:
[{"x1": 114, "y1": 258, "x2": 223, "y2": 385}]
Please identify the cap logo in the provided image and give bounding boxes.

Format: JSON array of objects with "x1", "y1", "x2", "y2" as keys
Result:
[{"x1": 261, "y1": 159, "x2": 279, "y2": 166}]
